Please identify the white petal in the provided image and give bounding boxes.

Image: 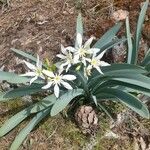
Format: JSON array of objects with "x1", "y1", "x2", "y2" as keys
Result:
[
  {"x1": 56, "y1": 54, "x2": 66, "y2": 59},
  {"x1": 82, "y1": 58, "x2": 86, "y2": 66},
  {"x1": 97, "y1": 50, "x2": 106, "y2": 60},
  {"x1": 60, "y1": 62, "x2": 69, "y2": 69},
  {"x1": 42, "y1": 70, "x2": 55, "y2": 77},
  {"x1": 30, "y1": 76, "x2": 38, "y2": 84},
  {"x1": 61, "y1": 81, "x2": 73, "y2": 90},
  {"x1": 62, "y1": 75, "x2": 76, "y2": 80},
  {"x1": 24, "y1": 61, "x2": 36, "y2": 70},
  {"x1": 84, "y1": 36, "x2": 94, "y2": 49},
  {"x1": 42, "y1": 82, "x2": 53, "y2": 89},
  {"x1": 86, "y1": 58, "x2": 91, "y2": 63},
  {"x1": 100, "y1": 61, "x2": 110, "y2": 66},
  {"x1": 54, "y1": 84, "x2": 60, "y2": 98},
  {"x1": 66, "y1": 64, "x2": 71, "y2": 72},
  {"x1": 66, "y1": 46, "x2": 76, "y2": 52},
  {"x1": 36, "y1": 54, "x2": 40, "y2": 67},
  {"x1": 20, "y1": 72, "x2": 36, "y2": 76},
  {"x1": 61, "y1": 44, "x2": 66, "y2": 54},
  {"x1": 40, "y1": 74, "x2": 45, "y2": 79},
  {"x1": 74, "y1": 54, "x2": 80, "y2": 63},
  {"x1": 89, "y1": 48, "x2": 100, "y2": 54},
  {"x1": 77, "y1": 33, "x2": 82, "y2": 48},
  {"x1": 87, "y1": 65, "x2": 92, "y2": 70},
  {"x1": 95, "y1": 66, "x2": 104, "y2": 74}
]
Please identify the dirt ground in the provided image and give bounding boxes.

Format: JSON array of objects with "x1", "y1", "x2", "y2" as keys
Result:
[{"x1": 0, "y1": 0, "x2": 150, "y2": 149}]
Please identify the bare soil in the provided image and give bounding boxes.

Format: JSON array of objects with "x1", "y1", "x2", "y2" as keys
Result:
[{"x1": 0, "y1": 0, "x2": 150, "y2": 149}]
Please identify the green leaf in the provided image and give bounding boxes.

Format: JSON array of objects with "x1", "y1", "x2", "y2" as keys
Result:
[
  {"x1": 141, "y1": 48, "x2": 150, "y2": 66},
  {"x1": 3, "y1": 84, "x2": 45, "y2": 99},
  {"x1": 0, "y1": 84, "x2": 44, "y2": 101},
  {"x1": 99, "y1": 88, "x2": 149, "y2": 119},
  {"x1": 0, "y1": 71, "x2": 30, "y2": 84},
  {"x1": 94, "y1": 80, "x2": 150, "y2": 97},
  {"x1": 100, "y1": 37, "x2": 126, "y2": 53},
  {"x1": 11, "y1": 48, "x2": 37, "y2": 62},
  {"x1": 0, "y1": 94, "x2": 56, "y2": 137},
  {"x1": 126, "y1": 17, "x2": 133, "y2": 64},
  {"x1": 132, "y1": 0, "x2": 149, "y2": 64},
  {"x1": 10, "y1": 108, "x2": 50, "y2": 150},
  {"x1": 75, "y1": 13, "x2": 83, "y2": 48},
  {"x1": 93, "y1": 22, "x2": 122, "y2": 49},
  {"x1": 51, "y1": 89, "x2": 83, "y2": 116},
  {"x1": 112, "y1": 74, "x2": 150, "y2": 90},
  {"x1": 101, "y1": 63, "x2": 147, "y2": 74},
  {"x1": 88, "y1": 64, "x2": 147, "y2": 90},
  {"x1": 30, "y1": 94, "x2": 56, "y2": 113},
  {"x1": 76, "y1": 13, "x2": 83, "y2": 36},
  {"x1": 92, "y1": 95, "x2": 98, "y2": 106}
]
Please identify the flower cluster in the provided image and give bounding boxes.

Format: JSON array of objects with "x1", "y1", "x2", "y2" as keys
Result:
[
  {"x1": 21, "y1": 33, "x2": 110, "y2": 97},
  {"x1": 57, "y1": 33, "x2": 110, "y2": 75}
]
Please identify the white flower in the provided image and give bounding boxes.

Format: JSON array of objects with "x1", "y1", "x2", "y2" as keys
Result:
[
  {"x1": 86, "y1": 50, "x2": 110, "y2": 74},
  {"x1": 42, "y1": 70, "x2": 76, "y2": 98},
  {"x1": 56, "y1": 44, "x2": 75, "y2": 72},
  {"x1": 21, "y1": 55, "x2": 44, "y2": 84},
  {"x1": 74, "y1": 33, "x2": 100, "y2": 66}
]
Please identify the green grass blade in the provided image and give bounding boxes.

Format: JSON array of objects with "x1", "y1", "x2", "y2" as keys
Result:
[
  {"x1": 10, "y1": 108, "x2": 50, "y2": 150},
  {"x1": 132, "y1": 0, "x2": 149, "y2": 64},
  {"x1": 93, "y1": 22, "x2": 122, "y2": 49},
  {"x1": 51, "y1": 89, "x2": 83, "y2": 116},
  {"x1": 126, "y1": 17, "x2": 133, "y2": 64}
]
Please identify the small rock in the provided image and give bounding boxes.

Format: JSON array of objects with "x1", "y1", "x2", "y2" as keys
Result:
[{"x1": 112, "y1": 10, "x2": 129, "y2": 22}]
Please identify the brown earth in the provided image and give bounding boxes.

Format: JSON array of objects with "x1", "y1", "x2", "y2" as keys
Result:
[{"x1": 0, "y1": 0, "x2": 150, "y2": 149}]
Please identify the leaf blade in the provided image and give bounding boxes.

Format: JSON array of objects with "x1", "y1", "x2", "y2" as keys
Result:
[
  {"x1": 98, "y1": 88, "x2": 149, "y2": 119},
  {"x1": 10, "y1": 108, "x2": 50, "y2": 150},
  {"x1": 51, "y1": 89, "x2": 83, "y2": 116},
  {"x1": 93, "y1": 22, "x2": 122, "y2": 50}
]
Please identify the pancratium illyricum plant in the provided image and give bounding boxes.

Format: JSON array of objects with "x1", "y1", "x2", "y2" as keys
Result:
[{"x1": 0, "y1": 1, "x2": 150, "y2": 149}]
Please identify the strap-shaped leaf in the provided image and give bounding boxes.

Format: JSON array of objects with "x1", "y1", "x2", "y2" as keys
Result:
[
  {"x1": 141, "y1": 48, "x2": 150, "y2": 66},
  {"x1": 93, "y1": 22, "x2": 122, "y2": 50},
  {"x1": 88, "y1": 64, "x2": 147, "y2": 89},
  {"x1": 100, "y1": 37, "x2": 126, "y2": 53},
  {"x1": 101, "y1": 63, "x2": 147, "y2": 74},
  {"x1": 10, "y1": 108, "x2": 50, "y2": 150},
  {"x1": 0, "y1": 94, "x2": 56, "y2": 137},
  {"x1": 98, "y1": 88, "x2": 149, "y2": 119},
  {"x1": 126, "y1": 17, "x2": 133, "y2": 64},
  {"x1": 75, "y1": 13, "x2": 83, "y2": 48},
  {"x1": 132, "y1": 0, "x2": 149, "y2": 64},
  {"x1": 76, "y1": 13, "x2": 83, "y2": 36},
  {"x1": 11, "y1": 48, "x2": 37, "y2": 62},
  {"x1": 112, "y1": 74, "x2": 150, "y2": 90},
  {"x1": 94, "y1": 80, "x2": 150, "y2": 97},
  {"x1": 0, "y1": 71, "x2": 30, "y2": 84},
  {"x1": 89, "y1": 64, "x2": 147, "y2": 81},
  {"x1": 0, "y1": 84, "x2": 44, "y2": 101},
  {"x1": 51, "y1": 89, "x2": 83, "y2": 116}
]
